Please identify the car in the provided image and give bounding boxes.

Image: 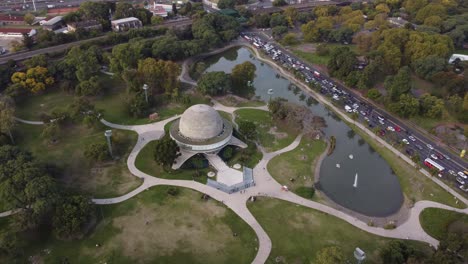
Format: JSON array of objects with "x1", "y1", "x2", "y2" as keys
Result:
[
  {"x1": 377, "y1": 116, "x2": 384, "y2": 121},
  {"x1": 449, "y1": 170, "x2": 456, "y2": 176},
  {"x1": 379, "y1": 129, "x2": 386, "y2": 136},
  {"x1": 379, "y1": 120, "x2": 385, "y2": 125},
  {"x1": 430, "y1": 154, "x2": 438, "y2": 160},
  {"x1": 415, "y1": 144, "x2": 423, "y2": 150},
  {"x1": 426, "y1": 144, "x2": 434, "y2": 150},
  {"x1": 394, "y1": 126, "x2": 401, "y2": 132},
  {"x1": 364, "y1": 117, "x2": 370, "y2": 122},
  {"x1": 436, "y1": 153, "x2": 444, "y2": 160},
  {"x1": 459, "y1": 185, "x2": 468, "y2": 192},
  {"x1": 402, "y1": 139, "x2": 409, "y2": 145},
  {"x1": 352, "y1": 109, "x2": 358, "y2": 113},
  {"x1": 360, "y1": 110, "x2": 367, "y2": 116},
  {"x1": 458, "y1": 172, "x2": 467, "y2": 179},
  {"x1": 408, "y1": 135, "x2": 416, "y2": 142},
  {"x1": 387, "y1": 126, "x2": 395, "y2": 132},
  {"x1": 443, "y1": 154, "x2": 450, "y2": 160},
  {"x1": 456, "y1": 177, "x2": 465, "y2": 185}
]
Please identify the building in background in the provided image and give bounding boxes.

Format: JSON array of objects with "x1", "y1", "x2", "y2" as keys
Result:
[
  {"x1": 67, "y1": 20, "x2": 102, "y2": 32},
  {"x1": 0, "y1": 15, "x2": 25, "y2": 26},
  {"x1": 111, "y1": 17, "x2": 142, "y2": 32},
  {"x1": 42, "y1": 16, "x2": 64, "y2": 31}
]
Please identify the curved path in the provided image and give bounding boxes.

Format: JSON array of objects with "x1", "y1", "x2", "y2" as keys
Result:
[{"x1": 14, "y1": 117, "x2": 44, "y2": 125}]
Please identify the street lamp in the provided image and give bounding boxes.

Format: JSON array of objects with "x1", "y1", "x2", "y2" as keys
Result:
[
  {"x1": 143, "y1": 84, "x2": 149, "y2": 103},
  {"x1": 354, "y1": 248, "x2": 366, "y2": 264},
  {"x1": 104, "y1": 130, "x2": 113, "y2": 158}
]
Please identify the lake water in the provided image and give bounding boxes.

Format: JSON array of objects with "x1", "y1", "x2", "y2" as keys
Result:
[{"x1": 202, "y1": 47, "x2": 404, "y2": 217}]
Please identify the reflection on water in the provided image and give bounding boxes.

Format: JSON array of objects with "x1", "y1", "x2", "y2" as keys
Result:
[{"x1": 203, "y1": 47, "x2": 403, "y2": 217}]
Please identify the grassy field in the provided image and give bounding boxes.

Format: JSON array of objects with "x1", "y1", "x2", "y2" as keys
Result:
[
  {"x1": 12, "y1": 186, "x2": 257, "y2": 263},
  {"x1": 235, "y1": 109, "x2": 298, "y2": 152},
  {"x1": 267, "y1": 137, "x2": 326, "y2": 200},
  {"x1": 455, "y1": 49, "x2": 468, "y2": 55},
  {"x1": 135, "y1": 139, "x2": 209, "y2": 183},
  {"x1": 248, "y1": 198, "x2": 432, "y2": 264},
  {"x1": 420, "y1": 208, "x2": 468, "y2": 240},
  {"x1": 353, "y1": 125, "x2": 464, "y2": 208},
  {"x1": 14, "y1": 123, "x2": 141, "y2": 198}
]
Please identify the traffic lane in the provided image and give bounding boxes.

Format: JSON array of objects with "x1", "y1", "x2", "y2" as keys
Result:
[{"x1": 248, "y1": 32, "x2": 467, "y2": 168}]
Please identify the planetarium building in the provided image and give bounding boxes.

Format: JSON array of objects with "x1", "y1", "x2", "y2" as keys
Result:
[{"x1": 169, "y1": 104, "x2": 246, "y2": 169}]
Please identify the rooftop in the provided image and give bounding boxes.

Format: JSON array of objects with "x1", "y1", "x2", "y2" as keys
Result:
[
  {"x1": 111, "y1": 17, "x2": 141, "y2": 24},
  {"x1": 0, "y1": 15, "x2": 24, "y2": 22}
]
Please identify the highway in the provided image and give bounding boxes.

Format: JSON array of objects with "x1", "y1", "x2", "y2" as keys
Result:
[
  {"x1": 242, "y1": 31, "x2": 468, "y2": 194},
  {"x1": 0, "y1": 19, "x2": 192, "y2": 64}
]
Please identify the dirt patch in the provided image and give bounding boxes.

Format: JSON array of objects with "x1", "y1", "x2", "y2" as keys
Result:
[
  {"x1": 110, "y1": 197, "x2": 231, "y2": 262},
  {"x1": 434, "y1": 123, "x2": 466, "y2": 150},
  {"x1": 294, "y1": 43, "x2": 316, "y2": 53},
  {"x1": 268, "y1": 126, "x2": 288, "y2": 139}
]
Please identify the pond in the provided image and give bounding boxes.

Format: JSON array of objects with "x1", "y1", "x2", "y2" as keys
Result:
[{"x1": 202, "y1": 47, "x2": 404, "y2": 217}]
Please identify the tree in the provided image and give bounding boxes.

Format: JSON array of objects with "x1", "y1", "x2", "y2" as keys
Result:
[
  {"x1": 24, "y1": 54, "x2": 48, "y2": 68},
  {"x1": 41, "y1": 122, "x2": 60, "y2": 142},
  {"x1": 0, "y1": 230, "x2": 23, "y2": 258},
  {"x1": 75, "y1": 76, "x2": 102, "y2": 96},
  {"x1": 231, "y1": 61, "x2": 256, "y2": 94},
  {"x1": 0, "y1": 96, "x2": 15, "y2": 143},
  {"x1": 375, "y1": 3, "x2": 390, "y2": 14},
  {"x1": 22, "y1": 33, "x2": 34, "y2": 49},
  {"x1": 172, "y1": 3, "x2": 178, "y2": 15},
  {"x1": 238, "y1": 120, "x2": 257, "y2": 140},
  {"x1": 403, "y1": 0, "x2": 428, "y2": 16},
  {"x1": 315, "y1": 246, "x2": 344, "y2": 264},
  {"x1": 272, "y1": 0, "x2": 287, "y2": 6},
  {"x1": 419, "y1": 94, "x2": 444, "y2": 118},
  {"x1": 0, "y1": 146, "x2": 60, "y2": 230},
  {"x1": 270, "y1": 13, "x2": 288, "y2": 28},
  {"x1": 68, "y1": 97, "x2": 96, "y2": 121},
  {"x1": 284, "y1": 7, "x2": 298, "y2": 27},
  {"x1": 412, "y1": 55, "x2": 447, "y2": 80},
  {"x1": 385, "y1": 66, "x2": 412, "y2": 101},
  {"x1": 327, "y1": 47, "x2": 358, "y2": 80},
  {"x1": 218, "y1": 0, "x2": 235, "y2": 9},
  {"x1": 127, "y1": 93, "x2": 149, "y2": 118},
  {"x1": 380, "y1": 241, "x2": 414, "y2": 264},
  {"x1": 198, "y1": 71, "x2": 232, "y2": 95},
  {"x1": 390, "y1": 94, "x2": 420, "y2": 118},
  {"x1": 84, "y1": 142, "x2": 109, "y2": 162},
  {"x1": 11, "y1": 66, "x2": 54, "y2": 93},
  {"x1": 281, "y1": 33, "x2": 298, "y2": 45},
  {"x1": 272, "y1": 26, "x2": 288, "y2": 39},
  {"x1": 254, "y1": 14, "x2": 270, "y2": 28},
  {"x1": 136, "y1": 58, "x2": 181, "y2": 97},
  {"x1": 151, "y1": 15, "x2": 163, "y2": 25},
  {"x1": 415, "y1": 4, "x2": 446, "y2": 23},
  {"x1": 153, "y1": 137, "x2": 180, "y2": 167},
  {"x1": 301, "y1": 16, "x2": 333, "y2": 42},
  {"x1": 53, "y1": 195, "x2": 95, "y2": 240},
  {"x1": 24, "y1": 13, "x2": 35, "y2": 25}
]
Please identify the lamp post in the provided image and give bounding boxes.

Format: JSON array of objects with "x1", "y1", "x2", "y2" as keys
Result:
[
  {"x1": 143, "y1": 84, "x2": 149, "y2": 103},
  {"x1": 104, "y1": 130, "x2": 113, "y2": 158}
]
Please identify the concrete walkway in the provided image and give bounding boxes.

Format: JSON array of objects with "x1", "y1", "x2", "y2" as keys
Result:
[
  {"x1": 14, "y1": 117, "x2": 44, "y2": 125},
  {"x1": 205, "y1": 154, "x2": 243, "y2": 186}
]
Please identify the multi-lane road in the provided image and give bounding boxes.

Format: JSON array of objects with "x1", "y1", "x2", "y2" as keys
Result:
[{"x1": 241, "y1": 31, "x2": 468, "y2": 193}]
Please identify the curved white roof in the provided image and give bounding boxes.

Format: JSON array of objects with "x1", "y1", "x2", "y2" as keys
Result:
[{"x1": 179, "y1": 104, "x2": 223, "y2": 141}]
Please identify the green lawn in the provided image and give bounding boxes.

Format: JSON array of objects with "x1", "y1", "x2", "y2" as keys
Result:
[
  {"x1": 14, "y1": 123, "x2": 141, "y2": 198},
  {"x1": 267, "y1": 137, "x2": 326, "y2": 200},
  {"x1": 248, "y1": 198, "x2": 432, "y2": 264},
  {"x1": 135, "y1": 139, "x2": 209, "y2": 183},
  {"x1": 7, "y1": 186, "x2": 257, "y2": 264},
  {"x1": 354, "y1": 125, "x2": 464, "y2": 208},
  {"x1": 235, "y1": 109, "x2": 298, "y2": 152},
  {"x1": 455, "y1": 49, "x2": 468, "y2": 55},
  {"x1": 15, "y1": 89, "x2": 76, "y2": 121},
  {"x1": 420, "y1": 208, "x2": 468, "y2": 240}
]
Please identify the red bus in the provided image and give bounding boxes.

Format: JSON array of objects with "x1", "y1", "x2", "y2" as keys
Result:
[{"x1": 424, "y1": 158, "x2": 445, "y2": 171}]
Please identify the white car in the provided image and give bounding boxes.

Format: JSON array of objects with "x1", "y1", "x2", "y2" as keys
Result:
[
  {"x1": 426, "y1": 144, "x2": 434, "y2": 150},
  {"x1": 449, "y1": 170, "x2": 456, "y2": 176},
  {"x1": 402, "y1": 139, "x2": 409, "y2": 145},
  {"x1": 443, "y1": 155, "x2": 450, "y2": 160},
  {"x1": 364, "y1": 117, "x2": 370, "y2": 122},
  {"x1": 459, "y1": 185, "x2": 468, "y2": 192},
  {"x1": 360, "y1": 111, "x2": 367, "y2": 116},
  {"x1": 458, "y1": 172, "x2": 467, "y2": 179},
  {"x1": 456, "y1": 177, "x2": 465, "y2": 185},
  {"x1": 387, "y1": 126, "x2": 395, "y2": 132},
  {"x1": 408, "y1": 136, "x2": 416, "y2": 142},
  {"x1": 430, "y1": 154, "x2": 438, "y2": 160},
  {"x1": 332, "y1": 94, "x2": 340, "y2": 100},
  {"x1": 379, "y1": 119, "x2": 385, "y2": 125}
]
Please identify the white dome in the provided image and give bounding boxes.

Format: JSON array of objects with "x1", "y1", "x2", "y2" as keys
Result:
[{"x1": 179, "y1": 104, "x2": 223, "y2": 141}]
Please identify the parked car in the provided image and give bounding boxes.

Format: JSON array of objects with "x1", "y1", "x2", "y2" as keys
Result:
[
  {"x1": 408, "y1": 136, "x2": 416, "y2": 142},
  {"x1": 456, "y1": 177, "x2": 465, "y2": 185},
  {"x1": 458, "y1": 172, "x2": 467, "y2": 179},
  {"x1": 426, "y1": 144, "x2": 434, "y2": 150},
  {"x1": 430, "y1": 154, "x2": 438, "y2": 160},
  {"x1": 415, "y1": 144, "x2": 423, "y2": 150},
  {"x1": 436, "y1": 153, "x2": 444, "y2": 160},
  {"x1": 379, "y1": 130, "x2": 386, "y2": 136},
  {"x1": 379, "y1": 119, "x2": 385, "y2": 125},
  {"x1": 402, "y1": 139, "x2": 409, "y2": 145},
  {"x1": 394, "y1": 126, "x2": 401, "y2": 132},
  {"x1": 443, "y1": 154, "x2": 450, "y2": 160},
  {"x1": 449, "y1": 170, "x2": 456, "y2": 176},
  {"x1": 387, "y1": 126, "x2": 395, "y2": 132}
]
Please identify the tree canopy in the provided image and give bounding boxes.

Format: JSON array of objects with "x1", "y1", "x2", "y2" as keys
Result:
[
  {"x1": 153, "y1": 137, "x2": 180, "y2": 167},
  {"x1": 197, "y1": 71, "x2": 232, "y2": 95}
]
